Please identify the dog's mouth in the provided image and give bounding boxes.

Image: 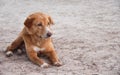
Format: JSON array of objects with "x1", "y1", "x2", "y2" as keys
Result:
[{"x1": 39, "y1": 36, "x2": 51, "y2": 39}]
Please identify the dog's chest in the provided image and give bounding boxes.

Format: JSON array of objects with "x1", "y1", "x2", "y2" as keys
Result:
[{"x1": 33, "y1": 46, "x2": 45, "y2": 52}]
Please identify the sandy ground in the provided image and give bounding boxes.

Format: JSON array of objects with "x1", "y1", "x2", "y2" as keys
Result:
[{"x1": 0, "y1": 0, "x2": 120, "y2": 75}]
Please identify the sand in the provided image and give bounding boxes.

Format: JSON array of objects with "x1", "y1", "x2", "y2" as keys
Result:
[{"x1": 0, "y1": 0, "x2": 120, "y2": 75}]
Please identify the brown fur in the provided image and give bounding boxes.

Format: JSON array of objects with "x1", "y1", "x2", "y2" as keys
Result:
[{"x1": 6, "y1": 12, "x2": 62, "y2": 67}]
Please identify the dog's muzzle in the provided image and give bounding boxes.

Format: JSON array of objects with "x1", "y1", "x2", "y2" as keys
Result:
[{"x1": 40, "y1": 27, "x2": 53, "y2": 38}]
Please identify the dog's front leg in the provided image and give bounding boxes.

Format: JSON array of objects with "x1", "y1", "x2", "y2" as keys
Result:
[
  {"x1": 26, "y1": 49, "x2": 49, "y2": 68},
  {"x1": 46, "y1": 49, "x2": 62, "y2": 67}
]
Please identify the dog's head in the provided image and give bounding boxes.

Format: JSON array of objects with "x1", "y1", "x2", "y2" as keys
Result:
[{"x1": 24, "y1": 12, "x2": 54, "y2": 38}]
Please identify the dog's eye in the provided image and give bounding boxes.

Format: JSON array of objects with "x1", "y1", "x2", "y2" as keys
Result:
[{"x1": 37, "y1": 23, "x2": 42, "y2": 26}]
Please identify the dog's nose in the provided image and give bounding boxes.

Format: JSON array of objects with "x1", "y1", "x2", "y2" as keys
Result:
[{"x1": 47, "y1": 32, "x2": 52, "y2": 37}]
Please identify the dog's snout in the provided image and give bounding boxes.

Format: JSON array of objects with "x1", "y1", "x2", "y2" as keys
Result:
[{"x1": 47, "y1": 32, "x2": 52, "y2": 37}]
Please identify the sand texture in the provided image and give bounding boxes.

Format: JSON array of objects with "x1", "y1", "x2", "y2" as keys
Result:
[{"x1": 0, "y1": 0, "x2": 120, "y2": 75}]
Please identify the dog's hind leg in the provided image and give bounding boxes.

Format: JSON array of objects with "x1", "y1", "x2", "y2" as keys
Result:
[
  {"x1": 16, "y1": 42, "x2": 25, "y2": 55},
  {"x1": 5, "y1": 36, "x2": 24, "y2": 57}
]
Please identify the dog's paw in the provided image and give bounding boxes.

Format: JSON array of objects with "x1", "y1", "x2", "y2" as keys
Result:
[
  {"x1": 53, "y1": 62, "x2": 62, "y2": 67},
  {"x1": 17, "y1": 49, "x2": 23, "y2": 55},
  {"x1": 41, "y1": 63, "x2": 49, "y2": 68},
  {"x1": 6, "y1": 51, "x2": 13, "y2": 57}
]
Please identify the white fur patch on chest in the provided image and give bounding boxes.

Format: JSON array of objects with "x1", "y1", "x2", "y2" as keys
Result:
[{"x1": 33, "y1": 46, "x2": 45, "y2": 52}]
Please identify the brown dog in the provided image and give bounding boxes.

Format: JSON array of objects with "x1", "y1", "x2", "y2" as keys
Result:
[{"x1": 5, "y1": 12, "x2": 62, "y2": 68}]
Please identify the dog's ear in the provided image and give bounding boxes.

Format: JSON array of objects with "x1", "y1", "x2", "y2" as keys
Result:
[
  {"x1": 24, "y1": 17, "x2": 34, "y2": 28},
  {"x1": 48, "y1": 16, "x2": 54, "y2": 25}
]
